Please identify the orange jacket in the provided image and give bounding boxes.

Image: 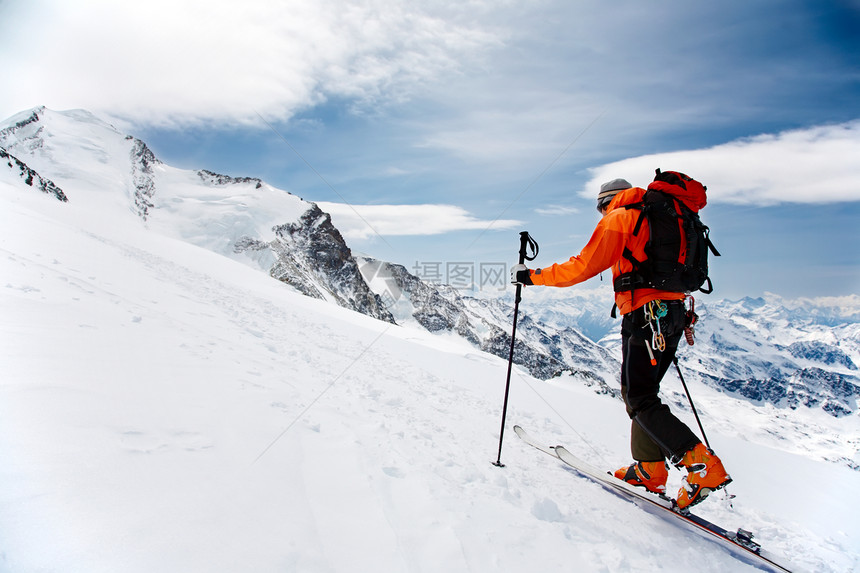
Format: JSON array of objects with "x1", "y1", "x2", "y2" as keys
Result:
[{"x1": 528, "y1": 187, "x2": 685, "y2": 315}]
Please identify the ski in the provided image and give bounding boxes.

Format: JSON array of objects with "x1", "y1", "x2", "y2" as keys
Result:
[{"x1": 513, "y1": 425, "x2": 800, "y2": 573}]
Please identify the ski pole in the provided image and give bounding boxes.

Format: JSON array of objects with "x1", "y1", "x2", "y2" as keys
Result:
[
  {"x1": 673, "y1": 356, "x2": 735, "y2": 503},
  {"x1": 672, "y1": 356, "x2": 710, "y2": 449},
  {"x1": 493, "y1": 231, "x2": 538, "y2": 467}
]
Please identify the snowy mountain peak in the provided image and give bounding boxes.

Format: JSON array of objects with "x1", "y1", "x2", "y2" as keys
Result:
[
  {"x1": 0, "y1": 106, "x2": 151, "y2": 217},
  {"x1": 0, "y1": 106, "x2": 128, "y2": 146},
  {"x1": 0, "y1": 106, "x2": 394, "y2": 321},
  {"x1": 0, "y1": 105, "x2": 47, "y2": 133}
]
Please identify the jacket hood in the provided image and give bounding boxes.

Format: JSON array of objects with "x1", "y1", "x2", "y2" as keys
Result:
[{"x1": 607, "y1": 186, "x2": 646, "y2": 211}]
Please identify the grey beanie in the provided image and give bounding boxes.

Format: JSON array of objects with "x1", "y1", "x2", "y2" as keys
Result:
[{"x1": 596, "y1": 178, "x2": 632, "y2": 212}]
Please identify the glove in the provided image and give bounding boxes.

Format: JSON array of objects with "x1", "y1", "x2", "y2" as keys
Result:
[{"x1": 510, "y1": 263, "x2": 533, "y2": 286}]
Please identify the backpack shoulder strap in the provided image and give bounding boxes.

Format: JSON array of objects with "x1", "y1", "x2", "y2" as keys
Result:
[{"x1": 620, "y1": 201, "x2": 647, "y2": 236}]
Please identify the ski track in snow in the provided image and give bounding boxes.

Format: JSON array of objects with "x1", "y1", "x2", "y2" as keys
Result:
[{"x1": 1, "y1": 186, "x2": 858, "y2": 572}]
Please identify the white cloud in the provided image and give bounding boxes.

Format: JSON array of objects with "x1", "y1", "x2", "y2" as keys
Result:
[
  {"x1": 534, "y1": 205, "x2": 580, "y2": 216},
  {"x1": 3, "y1": 0, "x2": 853, "y2": 179},
  {"x1": 581, "y1": 121, "x2": 860, "y2": 205},
  {"x1": 317, "y1": 202, "x2": 521, "y2": 240},
  {"x1": 0, "y1": 0, "x2": 500, "y2": 127}
]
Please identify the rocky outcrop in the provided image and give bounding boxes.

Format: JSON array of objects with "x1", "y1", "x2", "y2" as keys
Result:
[
  {"x1": 197, "y1": 169, "x2": 263, "y2": 188},
  {"x1": 269, "y1": 205, "x2": 395, "y2": 324},
  {"x1": 127, "y1": 137, "x2": 160, "y2": 220},
  {"x1": 1, "y1": 146, "x2": 67, "y2": 202},
  {"x1": 358, "y1": 257, "x2": 620, "y2": 388}
]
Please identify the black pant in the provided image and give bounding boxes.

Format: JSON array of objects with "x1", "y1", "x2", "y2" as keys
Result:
[{"x1": 620, "y1": 300, "x2": 699, "y2": 463}]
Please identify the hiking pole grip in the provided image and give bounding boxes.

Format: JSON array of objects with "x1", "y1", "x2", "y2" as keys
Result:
[
  {"x1": 518, "y1": 230, "x2": 539, "y2": 262},
  {"x1": 520, "y1": 231, "x2": 539, "y2": 262},
  {"x1": 512, "y1": 231, "x2": 539, "y2": 304},
  {"x1": 493, "y1": 231, "x2": 538, "y2": 467}
]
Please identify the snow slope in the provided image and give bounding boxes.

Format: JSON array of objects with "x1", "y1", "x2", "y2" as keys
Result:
[
  {"x1": 2, "y1": 161, "x2": 858, "y2": 571},
  {"x1": 5, "y1": 107, "x2": 857, "y2": 480}
]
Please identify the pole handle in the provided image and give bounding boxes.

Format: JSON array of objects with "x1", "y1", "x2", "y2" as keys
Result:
[
  {"x1": 513, "y1": 231, "x2": 539, "y2": 304},
  {"x1": 518, "y1": 231, "x2": 539, "y2": 264}
]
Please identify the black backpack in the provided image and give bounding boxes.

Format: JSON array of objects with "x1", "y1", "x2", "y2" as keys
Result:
[{"x1": 614, "y1": 170, "x2": 720, "y2": 296}]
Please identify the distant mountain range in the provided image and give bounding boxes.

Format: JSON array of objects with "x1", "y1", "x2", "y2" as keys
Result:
[{"x1": 3, "y1": 106, "x2": 857, "y2": 468}]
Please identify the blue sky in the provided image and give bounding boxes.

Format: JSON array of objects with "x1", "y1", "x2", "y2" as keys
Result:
[{"x1": 2, "y1": 0, "x2": 859, "y2": 300}]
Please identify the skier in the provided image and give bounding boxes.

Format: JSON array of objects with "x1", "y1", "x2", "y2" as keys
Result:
[{"x1": 511, "y1": 177, "x2": 731, "y2": 509}]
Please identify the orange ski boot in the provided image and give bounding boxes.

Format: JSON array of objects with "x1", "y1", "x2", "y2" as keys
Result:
[
  {"x1": 614, "y1": 461, "x2": 668, "y2": 495},
  {"x1": 675, "y1": 443, "x2": 732, "y2": 509}
]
